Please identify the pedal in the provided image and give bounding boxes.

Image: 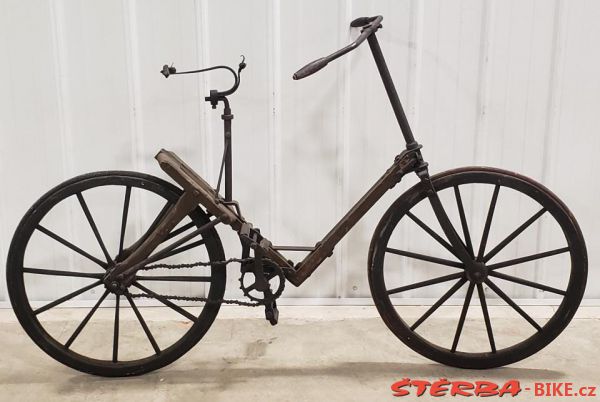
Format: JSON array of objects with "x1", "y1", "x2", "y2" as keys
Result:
[{"x1": 265, "y1": 301, "x2": 279, "y2": 326}]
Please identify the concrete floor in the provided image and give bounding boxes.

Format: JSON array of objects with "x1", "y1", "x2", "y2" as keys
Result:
[{"x1": 0, "y1": 306, "x2": 598, "y2": 401}]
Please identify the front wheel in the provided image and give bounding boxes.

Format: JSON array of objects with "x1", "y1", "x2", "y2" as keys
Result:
[
  {"x1": 369, "y1": 167, "x2": 587, "y2": 368},
  {"x1": 7, "y1": 171, "x2": 227, "y2": 376}
]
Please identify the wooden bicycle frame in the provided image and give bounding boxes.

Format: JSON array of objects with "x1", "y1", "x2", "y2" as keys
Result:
[{"x1": 108, "y1": 26, "x2": 474, "y2": 289}]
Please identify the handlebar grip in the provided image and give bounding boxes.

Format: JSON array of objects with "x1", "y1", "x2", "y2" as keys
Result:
[
  {"x1": 293, "y1": 57, "x2": 329, "y2": 80},
  {"x1": 350, "y1": 16, "x2": 377, "y2": 28}
]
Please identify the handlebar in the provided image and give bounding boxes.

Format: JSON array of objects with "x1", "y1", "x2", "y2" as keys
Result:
[
  {"x1": 160, "y1": 56, "x2": 247, "y2": 104},
  {"x1": 293, "y1": 15, "x2": 383, "y2": 80}
]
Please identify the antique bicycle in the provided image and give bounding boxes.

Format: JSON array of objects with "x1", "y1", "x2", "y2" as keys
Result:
[{"x1": 7, "y1": 16, "x2": 587, "y2": 377}]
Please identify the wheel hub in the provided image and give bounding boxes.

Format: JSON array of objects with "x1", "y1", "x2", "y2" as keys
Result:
[
  {"x1": 103, "y1": 268, "x2": 131, "y2": 295},
  {"x1": 466, "y1": 261, "x2": 488, "y2": 284},
  {"x1": 104, "y1": 279, "x2": 128, "y2": 295}
]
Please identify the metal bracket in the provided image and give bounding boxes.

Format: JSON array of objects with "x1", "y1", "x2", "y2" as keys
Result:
[{"x1": 390, "y1": 144, "x2": 425, "y2": 185}]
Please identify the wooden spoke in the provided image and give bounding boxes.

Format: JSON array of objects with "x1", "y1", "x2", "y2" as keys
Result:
[
  {"x1": 164, "y1": 221, "x2": 196, "y2": 242},
  {"x1": 153, "y1": 239, "x2": 206, "y2": 262},
  {"x1": 152, "y1": 202, "x2": 172, "y2": 227},
  {"x1": 387, "y1": 272, "x2": 464, "y2": 295},
  {"x1": 125, "y1": 294, "x2": 161, "y2": 355},
  {"x1": 483, "y1": 208, "x2": 546, "y2": 263},
  {"x1": 485, "y1": 279, "x2": 542, "y2": 331},
  {"x1": 132, "y1": 282, "x2": 198, "y2": 323},
  {"x1": 77, "y1": 193, "x2": 114, "y2": 265},
  {"x1": 406, "y1": 212, "x2": 459, "y2": 259},
  {"x1": 451, "y1": 282, "x2": 475, "y2": 352},
  {"x1": 488, "y1": 271, "x2": 566, "y2": 295},
  {"x1": 118, "y1": 186, "x2": 132, "y2": 255},
  {"x1": 487, "y1": 247, "x2": 570, "y2": 270},
  {"x1": 477, "y1": 184, "x2": 500, "y2": 260},
  {"x1": 143, "y1": 219, "x2": 220, "y2": 266},
  {"x1": 454, "y1": 185, "x2": 474, "y2": 258},
  {"x1": 386, "y1": 247, "x2": 464, "y2": 269},
  {"x1": 125, "y1": 202, "x2": 172, "y2": 253},
  {"x1": 476, "y1": 283, "x2": 496, "y2": 353},
  {"x1": 410, "y1": 278, "x2": 467, "y2": 331},
  {"x1": 23, "y1": 267, "x2": 104, "y2": 279},
  {"x1": 65, "y1": 290, "x2": 110, "y2": 348},
  {"x1": 36, "y1": 225, "x2": 108, "y2": 269},
  {"x1": 34, "y1": 280, "x2": 103, "y2": 315},
  {"x1": 112, "y1": 294, "x2": 120, "y2": 363}
]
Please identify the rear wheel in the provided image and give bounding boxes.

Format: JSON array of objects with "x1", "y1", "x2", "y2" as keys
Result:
[
  {"x1": 7, "y1": 171, "x2": 226, "y2": 376},
  {"x1": 369, "y1": 167, "x2": 586, "y2": 368}
]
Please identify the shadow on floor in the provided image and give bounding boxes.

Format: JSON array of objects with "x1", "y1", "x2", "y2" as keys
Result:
[{"x1": 40, "y1": 361, "x2": 565, "y2": 394}]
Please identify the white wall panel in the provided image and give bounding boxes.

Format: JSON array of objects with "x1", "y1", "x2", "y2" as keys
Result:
[
  {"x1": 0, "y1": 0, "x2": 65, "y2": 301},
  {"x1": 0, "y1": 0, "x2": 598, "y2": 303}
]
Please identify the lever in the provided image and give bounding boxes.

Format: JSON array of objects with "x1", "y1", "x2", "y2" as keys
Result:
[
  {"x1": 238, "y1": 55, "x2": 247, "y2": 74},
  {"x1": 161, "y1": 64, "x2": 176, "y2": 78}
]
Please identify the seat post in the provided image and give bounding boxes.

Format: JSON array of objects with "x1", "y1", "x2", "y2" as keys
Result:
[
  {"x1": 367, "y1": 33, "x2": 417, "y2": 149},
  {"x1": 222, "y1": 101, "x2": 233, "y2": 201}
]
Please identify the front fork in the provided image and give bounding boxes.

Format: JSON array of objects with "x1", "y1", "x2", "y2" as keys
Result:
[{"x1": 416, "y1": 163, "x2": 478, "y2": 272}]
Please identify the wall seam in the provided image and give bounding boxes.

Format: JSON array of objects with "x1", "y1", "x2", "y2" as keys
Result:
[
  {"x1": 335, "y1": 0, "x2": 352, "y2": 299},
  {"x1": 535, "y1": 0, "x2": 568, "y2": 298},
  {"x1": 49, "y1": 0, "x2": 76, "y2": 290},
  {"x1": 267, "y1": 0, "x2": 282, "y2": 241},
  {"x1": 0, "y1": 1, "x2": 8, "y2": 301},
  {"x1": 469, "y1": 0, "x2": 494, "y2": 270},
  {"x1": 408, "y1": 0, "x2": 424, "y2": 133},
  {"x1": 121, "y1": 0, "x2": 146, "y2": 246},
  {"x1": 194, "y1": 0, "x2": 213, "y2": 183},
  {"x1": 49, "y1": 0, "x2": 74, "y2": 179},
  {"x1": 193, "y1": 0, "x2": 212, "y2": 297},
  {"x1": 473, "y1": 0, "x2": 493, "y2": 167},
  {"x1": 122, "y1": 0, "x2": 145, "y2": 174}
]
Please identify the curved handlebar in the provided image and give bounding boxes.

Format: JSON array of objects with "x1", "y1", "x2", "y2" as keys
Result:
[
  {"x1": 160, "y1": 56, "x2": 247, "y2": 100},
  {"x1": 293, "y1": 15, "x2": 383, "y2": 80}
]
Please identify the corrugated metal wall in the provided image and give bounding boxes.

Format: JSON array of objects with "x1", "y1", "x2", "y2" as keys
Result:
[{"x1": 0, "y1": 0, "x2": 598, "y2": 303}]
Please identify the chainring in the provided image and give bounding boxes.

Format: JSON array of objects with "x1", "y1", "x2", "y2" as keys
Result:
[{"x1": 239, "y1": 259, "x2": 285, "y2": 303}]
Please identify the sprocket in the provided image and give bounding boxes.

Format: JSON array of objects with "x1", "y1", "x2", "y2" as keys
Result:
[{"x1": 239, "y1": 259, "x2": 285, "y2": 303}]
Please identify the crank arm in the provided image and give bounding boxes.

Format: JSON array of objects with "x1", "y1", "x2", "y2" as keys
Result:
[{"x1": 251, "y1": 246, "x2": 270, "y2": 292}]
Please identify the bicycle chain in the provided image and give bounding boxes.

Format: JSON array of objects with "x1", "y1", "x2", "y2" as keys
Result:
[{"x1": 129, "y1": 257, "x2": 272, "y2": 307}]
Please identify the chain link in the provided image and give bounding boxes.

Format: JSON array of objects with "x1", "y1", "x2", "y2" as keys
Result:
[
  {"x1": 130, "y1": 292, "x2": 261, "y2": 307},
  {"x1": 129, "y1": 257, "x2": 266, "y2": 307},
  {"x1": 140, "y1": 257, "x2": 254, "y2": 271}
]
